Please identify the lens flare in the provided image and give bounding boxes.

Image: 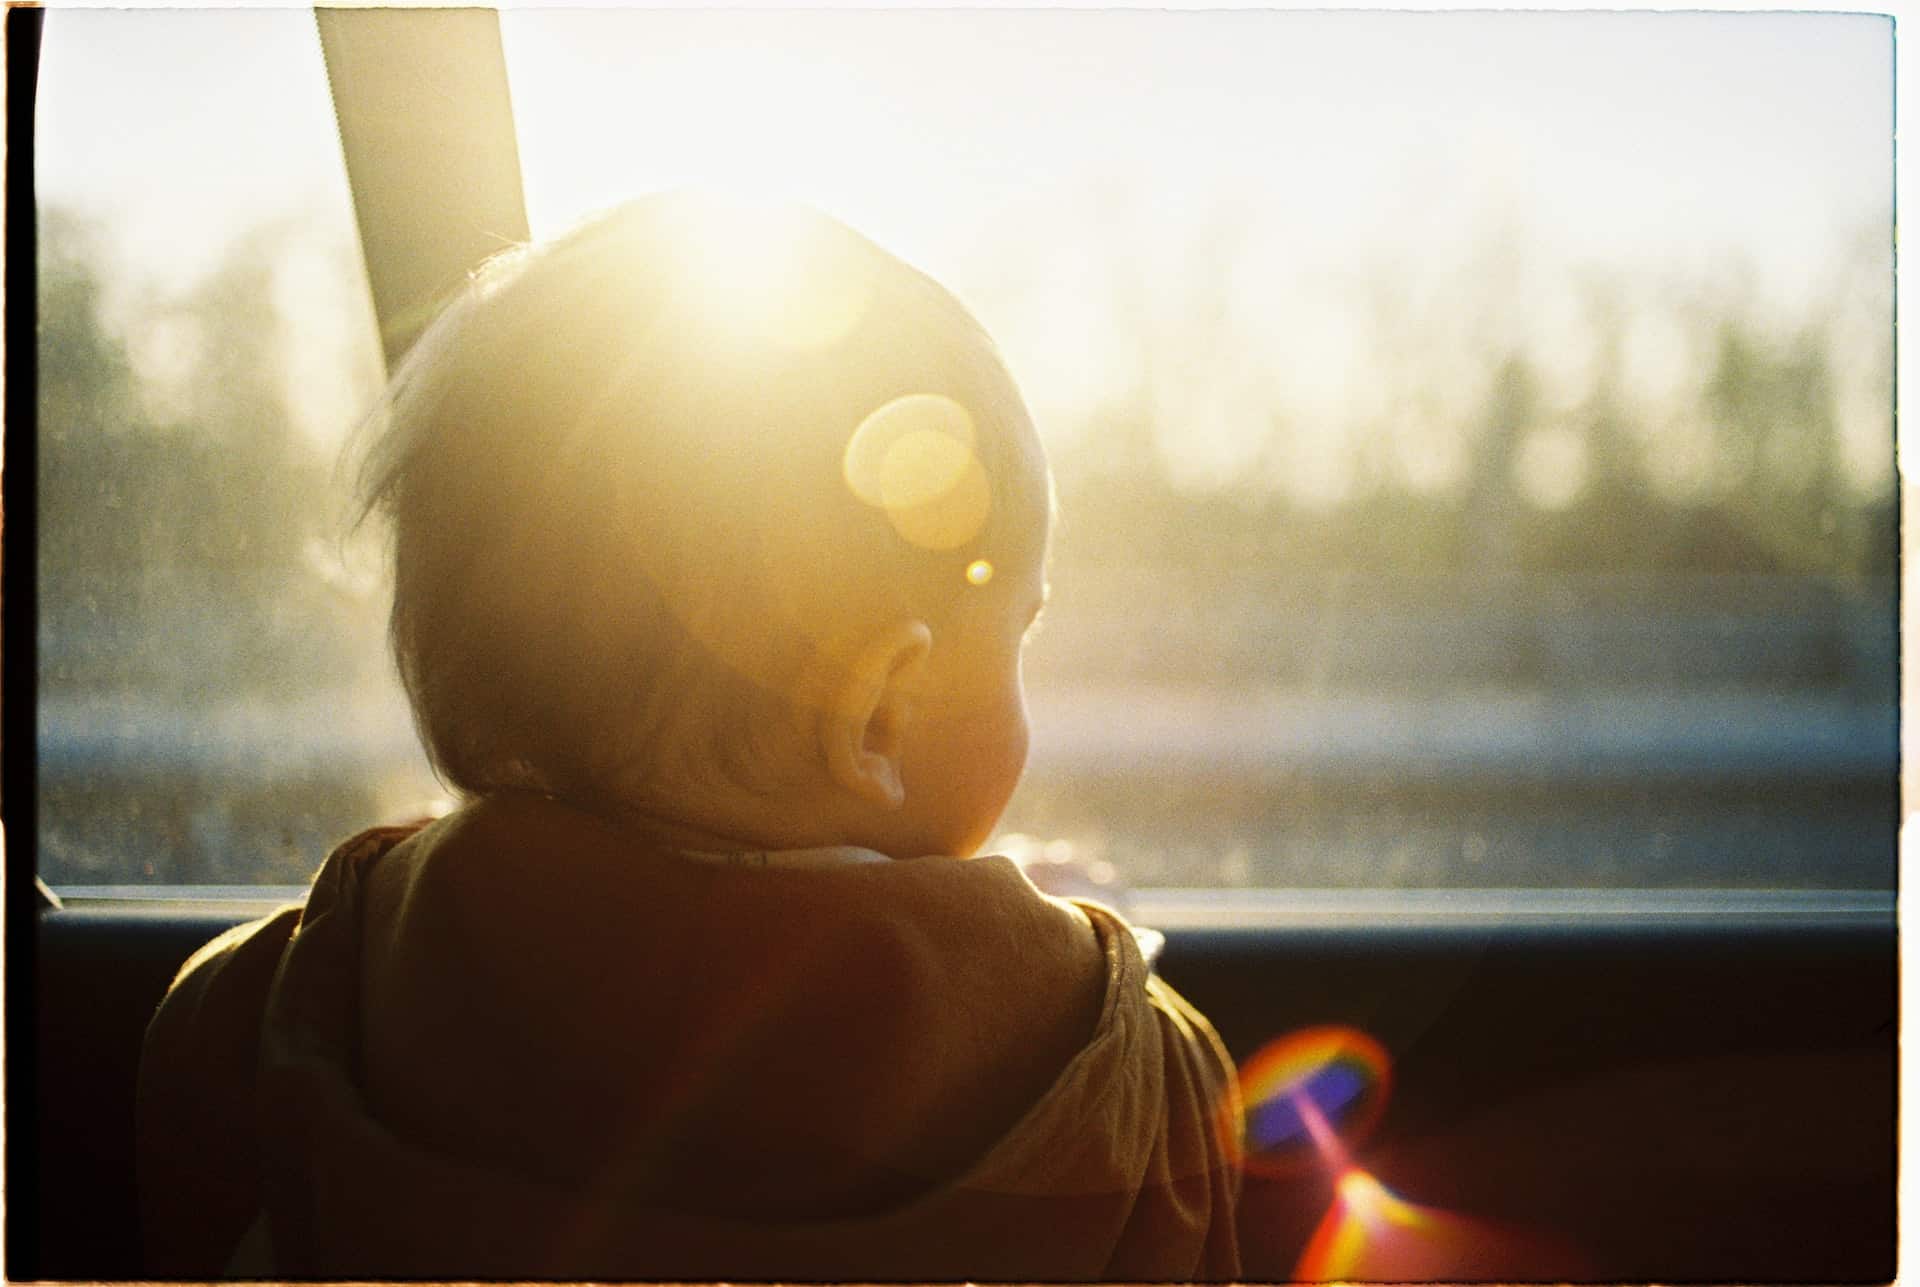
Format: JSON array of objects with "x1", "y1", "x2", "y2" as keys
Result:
[
  {"x1": 1294, "y1": 1166, "x2": 1445, "y2": 1281},
  {"x1": 844, "y1": 393, "x2": 992, "y2": 550},
  {"x1": 1335, "y1": 1168, "x2": 1424, "y2": 1226},
  {"x1": 1292, "y1": 1163, "x2": 1571, "y2": 1281},
  {"x1": 1234, "y1": 1027, "x2": 1587, "y2": 1280},
  {"x1": 880, "y1": 429, "x2": 973, "y2": 510},
  {"x1": 966, "y1": 559, "x2": 994, "y2": 586},
  {"x1": 1229, "y1": 1025, "x2": 1391, "y2": 1177}
]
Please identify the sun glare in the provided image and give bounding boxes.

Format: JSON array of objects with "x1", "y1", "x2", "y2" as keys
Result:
[{"x1": 659, "y1": 191, "x2": 875, "y2": 353}]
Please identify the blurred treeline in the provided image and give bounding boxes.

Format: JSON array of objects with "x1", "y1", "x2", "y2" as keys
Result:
[
  {"x1": 37, "y1": 207, "x2": 385, "y2": 699},
  {"x1": 37, "y1": 202, "x2": 1895, "y2": 702},
  {"x1": 1013, "y1": 218, "x2": 1895, "y2": 590},
  {"x1": 1050, "y1": 348, "x2": 1894, "y2": 587}
]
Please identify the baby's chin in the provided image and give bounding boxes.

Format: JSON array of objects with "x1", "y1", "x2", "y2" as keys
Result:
[{"x1": 849, "y1": 812, "x2": 999, "y2": 863}]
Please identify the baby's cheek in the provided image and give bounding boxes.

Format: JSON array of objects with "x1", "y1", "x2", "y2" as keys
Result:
[{"x1": 905, "y1": 696, "x2": 1025, "y2": 855}]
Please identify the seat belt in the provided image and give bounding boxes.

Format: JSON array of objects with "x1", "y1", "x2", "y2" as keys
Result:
[{"x1": 314, "y1": 8, "x2": 530, "y2": 375}]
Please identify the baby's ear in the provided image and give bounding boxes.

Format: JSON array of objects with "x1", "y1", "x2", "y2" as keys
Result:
[{"x1": 821, "y1": 620, "x2": 932, "y2": 810}]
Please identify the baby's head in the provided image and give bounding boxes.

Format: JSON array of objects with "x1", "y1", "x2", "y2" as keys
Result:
[{"x1": 358, "y1": 192, "x2": 1050, "y2": 859}]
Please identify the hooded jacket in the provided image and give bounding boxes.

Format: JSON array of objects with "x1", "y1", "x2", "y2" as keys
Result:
[{"x1": 138, "y1": 791, "x2": 1242, "y2": 1280}]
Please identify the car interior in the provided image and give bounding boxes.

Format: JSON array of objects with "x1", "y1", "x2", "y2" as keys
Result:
[{"x1": 7, "y1": 7, "x2": 1898, "y2": 1282}]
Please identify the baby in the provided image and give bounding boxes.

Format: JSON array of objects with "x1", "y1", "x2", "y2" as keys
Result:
[{"x1": 137, "y1": 192, "x2": 1241, "y2": 1280}]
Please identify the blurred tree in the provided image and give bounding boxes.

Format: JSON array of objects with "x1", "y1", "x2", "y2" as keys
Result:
[
  {"x1": 152, "y1": 218, "x2": 329, "y2": 592},
  {"x1": 1576, "y1": 282, "x2": 1644, "y2": 510},
  {"x1": 1462, "y1": 353, "x2": 1535, "y2": 571},
  {"x1": 37, "y1": 205, "x2": 355, "y2": 696},
  {"x1": 1698, "y1": 316, "x2": 1849, "y2": 575},
  {"x1": 38, "y1": 210, "x2": 147, "y2": 601}
]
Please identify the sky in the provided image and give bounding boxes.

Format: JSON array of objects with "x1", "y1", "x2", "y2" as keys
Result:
[
  {"x1": 38, "y1": 9, "x2": 1891, "y2": 286},
  {"x1": 503, "y1": 10, "x2": 1888, "y2": 294},
  {"x1": 33, "y1": 7, "x2": 1895, "y2": 485}
]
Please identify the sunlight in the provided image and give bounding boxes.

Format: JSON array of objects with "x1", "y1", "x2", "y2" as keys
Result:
[
  {"x1": 657, "y1": 191, "x2": 876, "y2": 353},
  {"x1": 502, "y1": 12, "x2": 927, "y2": 256}
]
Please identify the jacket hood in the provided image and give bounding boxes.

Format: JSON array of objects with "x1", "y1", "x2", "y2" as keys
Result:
[{"x1": 149, "y1": 792, "x2": 1242, "y2": 1280}]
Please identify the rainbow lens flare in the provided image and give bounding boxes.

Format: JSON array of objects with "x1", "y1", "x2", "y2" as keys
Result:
[
  {"x1": 1229, "y1": 1026, "x2": 1391, "y2": 1177},
  {"x1": 1235, "y1": 1026, "x2": 1587, "y2": 1281}
]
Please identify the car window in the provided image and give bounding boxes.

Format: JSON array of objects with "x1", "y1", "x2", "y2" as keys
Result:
[{"x1": 37, "y1": 9, "x2": 1894, "y2": 892}]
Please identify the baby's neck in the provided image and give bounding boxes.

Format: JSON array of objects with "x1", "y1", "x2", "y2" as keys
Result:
[
  {"x1": 606, "y1": 794, "x2": 872, "y2": 860},
  {"x1": 610, "y1": 805, "x2": 767, "y2": 855}
]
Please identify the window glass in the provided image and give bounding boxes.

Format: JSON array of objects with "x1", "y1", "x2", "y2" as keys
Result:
[
  {"x1": 38, "y1": 10, "x2": 1894, "y2": 890},
  {"x1": 36, "y1": 10, "x2": 440, "y2": 885}
]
